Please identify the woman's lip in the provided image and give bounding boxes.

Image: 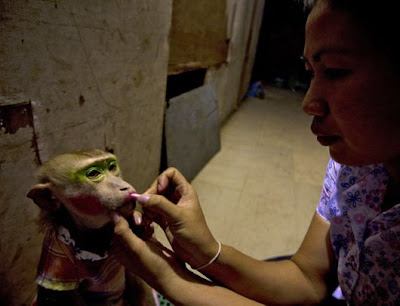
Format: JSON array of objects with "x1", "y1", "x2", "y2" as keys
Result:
[{"x1": 317, "y1": 135, "x2": 341, "y2": 146}]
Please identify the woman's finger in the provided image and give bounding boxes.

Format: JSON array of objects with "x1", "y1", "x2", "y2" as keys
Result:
[
  {"x1": 111, "y1": 212, "x2": 144, "y2": 252},
  {"x1": 157, "y1": 168, "x2": 191, "y2": 198},
  {"x1": 136, "y1": 193, "x2": 181, "y2": 222}
]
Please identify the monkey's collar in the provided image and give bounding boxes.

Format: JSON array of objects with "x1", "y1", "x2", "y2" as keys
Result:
[{"x1": 57, "y1": 226, "x2": 109, "y2": 261}]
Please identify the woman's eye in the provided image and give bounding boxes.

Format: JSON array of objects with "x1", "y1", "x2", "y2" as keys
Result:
[
  {"x1": 86, "y1": 168, "x2": 102, "y2": 179},
  {"x1": 323, "y1": 68, "x2": 350, "y2": 79}
]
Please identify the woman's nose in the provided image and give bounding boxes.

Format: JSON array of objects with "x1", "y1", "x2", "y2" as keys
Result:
[{"x1": 301, "y1": 86, "x2": 329, "y2": 117}]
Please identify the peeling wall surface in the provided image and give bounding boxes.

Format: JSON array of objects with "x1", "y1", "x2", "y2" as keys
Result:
[
  {"x1": 0, "y1": 0, "x2": 263, "y2": 304},
  {"x1": 0, "y1": 1, "x2": 171, "y2": 304},
  {"x1": 207, "y1": 0, "x2": 265, "y2": 123},
  {"x1": 168, "y1": 0, "x2": 228, "y2": 74}
]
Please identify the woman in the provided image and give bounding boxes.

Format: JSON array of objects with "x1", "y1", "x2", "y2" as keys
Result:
[{"x1": 112, "y1": 0, "x2": 400, "y2": 304}]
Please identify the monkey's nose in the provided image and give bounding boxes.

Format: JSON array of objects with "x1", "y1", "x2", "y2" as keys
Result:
[{"x1": 120, "y1": 184, "x2": 136, "y2": 193}]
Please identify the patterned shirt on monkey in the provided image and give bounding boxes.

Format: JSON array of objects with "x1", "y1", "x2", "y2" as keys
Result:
[{"x1": 35, "y1": 225, "x2": 126, "y2": 305}]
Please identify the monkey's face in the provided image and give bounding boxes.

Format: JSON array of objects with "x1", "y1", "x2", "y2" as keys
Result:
[{"x1": 53, "y1": 155, "x2": 137, "y2": 229}]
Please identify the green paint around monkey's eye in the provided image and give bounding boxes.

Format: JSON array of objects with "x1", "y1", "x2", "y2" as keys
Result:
[
  {"x1": 70, "y1": 157, "x2": 117, "y2": 182},
  {"x1": 86, "y1": 167, "x2": 103, "y2": 180},
  {"x1": 108, "y1": 160, "x2": 118, "y2": 172}
]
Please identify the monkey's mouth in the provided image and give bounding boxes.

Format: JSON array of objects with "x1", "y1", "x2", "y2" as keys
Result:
[{"x1": 116, "y1": 197, "x2": 136, "y2": 218}]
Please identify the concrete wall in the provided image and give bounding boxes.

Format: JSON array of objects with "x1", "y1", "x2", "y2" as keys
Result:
[
  {"x1": 0, "y1": 1, "x2": 171, "y2": 304},
  {"x1": 0, "y1": 1, "x2": 264, "y2": 304}
]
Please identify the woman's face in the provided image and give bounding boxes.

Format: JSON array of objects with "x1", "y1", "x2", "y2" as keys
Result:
[{"x1": 302, "y1": 0, "x2": 400, "y2": 167}]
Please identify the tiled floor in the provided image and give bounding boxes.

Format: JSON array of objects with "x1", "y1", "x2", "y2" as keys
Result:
[{"x1": 157, "y1": 85, "x2": 330, "y2": 260}]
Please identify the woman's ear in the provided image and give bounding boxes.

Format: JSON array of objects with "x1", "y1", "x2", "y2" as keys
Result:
[{"x1": 26, "y1": 183, "x2": 61, "y2": 211}]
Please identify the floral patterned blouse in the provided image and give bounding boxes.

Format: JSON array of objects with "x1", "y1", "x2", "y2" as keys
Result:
[{"x1": 318, "y1": 159, "x2": 400, "y2": 305}]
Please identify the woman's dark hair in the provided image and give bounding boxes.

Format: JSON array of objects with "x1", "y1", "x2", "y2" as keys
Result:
[{"x1": 303, "y1": 0, "x2": 400, "y2": 73}]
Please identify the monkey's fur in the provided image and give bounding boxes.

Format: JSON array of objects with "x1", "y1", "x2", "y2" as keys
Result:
[{"x1": 27, "y1": 150, "x2": 156, "y2": 306}]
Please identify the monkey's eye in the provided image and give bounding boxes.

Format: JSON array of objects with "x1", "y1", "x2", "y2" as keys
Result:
[
  {"x1": 86, "y1": 167, "x2": 103, "y2": 180},
  {"x1": 108, "y1": 161, "x2": 118, "y2": 172}
]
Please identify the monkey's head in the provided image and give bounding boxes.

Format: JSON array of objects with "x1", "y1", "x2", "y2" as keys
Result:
[{"x1": 27, "y1": 149, "x2": 137, "y2": 230}]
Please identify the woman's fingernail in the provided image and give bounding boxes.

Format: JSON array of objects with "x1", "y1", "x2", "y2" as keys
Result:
[
  {"x1": 134, "y1": 215, "x2": 143, "y2": 225},
  {"x1": 138, "y1": 194, "x2": 150, "y2": 203},
  {"x1": 110, "y1": 212, "x2": 120, "y2": 223},
  {"x1": 129, "y1": 193, "x2": 141, "y2": 200}
]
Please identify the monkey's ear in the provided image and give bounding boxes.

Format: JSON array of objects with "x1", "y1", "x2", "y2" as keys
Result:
[{"x1": 27, "y1": 183, "x2": 61, "y2": 211}]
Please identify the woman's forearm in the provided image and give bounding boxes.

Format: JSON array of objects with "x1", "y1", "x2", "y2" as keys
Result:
[
  {"x1": 197, "y1": 214, "x2": 334, "y2": 304},
  {"x1": 159, "y1": 267, "x2": 264, "y2": 306},
  {"x1": 198, "y1": 245, "x2": 319, "y2": 304}
]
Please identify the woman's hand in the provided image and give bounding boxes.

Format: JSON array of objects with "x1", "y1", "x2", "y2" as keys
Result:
[
  {"x1": 112, "y1": 213, "x2": 263, "y2": 306},
  {"x1": 111, "y1": 213, "x2": 189, "y2": 290},
  {"x1": 136, "y1": 167, "x2": 220, "y2": 269},
  {"x1": 129, "y1": 210, "x2": 154, "y2": 240}
]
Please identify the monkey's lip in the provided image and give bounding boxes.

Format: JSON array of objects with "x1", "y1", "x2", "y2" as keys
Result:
[
  {"x1": 116, "y1": 194, "x2": 136, "y2": 217},
  {"x1": 116, "y1": 198, "x2": 136, "y2": 218}
]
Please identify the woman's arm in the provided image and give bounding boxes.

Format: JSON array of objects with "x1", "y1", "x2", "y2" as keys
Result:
[
  {"x1": 159, "y1": 270, "x2": 264, "y2": 306},
  {"x1": 120, "y1": 167, "x2": 336, "y2": 304},
  {"x1": 112, "y1": 215, "x2": 263, "y2": 306},
  {"x1": 200, "y1": 212, "x2": 336, "y2": 304}
]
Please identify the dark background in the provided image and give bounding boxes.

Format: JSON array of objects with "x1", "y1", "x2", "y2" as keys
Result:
[{"x1": 252, "y1": 0, "x2": 309, "y2": 91}]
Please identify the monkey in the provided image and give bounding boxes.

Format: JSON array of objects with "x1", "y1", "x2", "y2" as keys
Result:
[{"x1": 27, "y1": 149, "x2": 157, "y2": 306}]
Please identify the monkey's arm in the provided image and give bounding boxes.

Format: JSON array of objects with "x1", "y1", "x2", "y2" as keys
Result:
[{"x1": 36, "y1": 286, "x2": 85, "y2": 306}]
